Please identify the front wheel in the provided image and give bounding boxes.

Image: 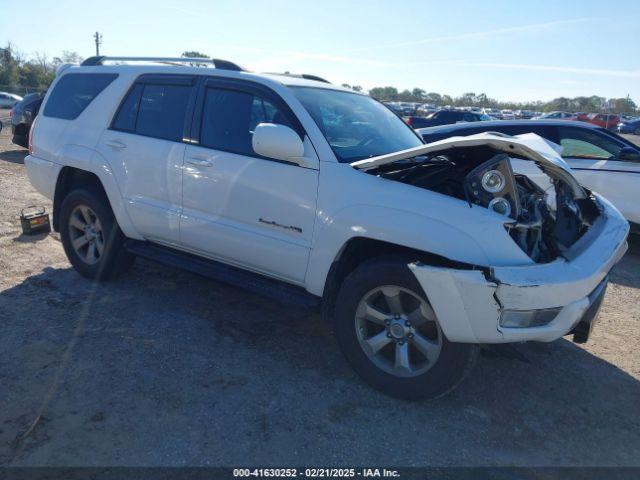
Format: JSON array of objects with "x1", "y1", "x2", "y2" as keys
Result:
[{"x1": 334, "y1": 256, "x2": 478, "y2": 400}]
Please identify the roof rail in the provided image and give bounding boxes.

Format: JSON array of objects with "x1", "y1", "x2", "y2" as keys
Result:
[
  {"x1": 265, "y1": 72, "x2": 331, "y2": 84},
  {"x1": 80, "y1": 56, "x2": 245, "y2": 71}
]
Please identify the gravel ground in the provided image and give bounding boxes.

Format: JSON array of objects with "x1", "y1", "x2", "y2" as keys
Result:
[{"x1": 0, "y1": 114, "x2": 639, "y2": 467}]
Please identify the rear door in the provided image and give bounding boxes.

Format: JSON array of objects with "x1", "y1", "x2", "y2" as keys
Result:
[
  {"x1": 180, "y1": 77, "x2": 319, "y2": 283},
  {"x1": 556, "y1": 125, "x2": 640, "y2": 223},
  {"x1": 97, "y1": 74, "x2": 198, "y2": 245}
]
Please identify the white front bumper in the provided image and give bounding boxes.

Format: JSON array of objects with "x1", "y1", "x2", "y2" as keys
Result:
[{"x1": 409, "y1": 196, "x2": 629, "y2": 343}]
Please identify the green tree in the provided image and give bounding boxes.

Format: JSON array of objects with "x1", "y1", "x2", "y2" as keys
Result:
[
  {"x1": 181, "y1": 51, "x2": 209, "y2": 58},
  {"x1": 0, "y1": 43, "x2": 20, "y2": 86},
  {"x1": 369, "y1": 86, "x2": 399, "y2": 101}
]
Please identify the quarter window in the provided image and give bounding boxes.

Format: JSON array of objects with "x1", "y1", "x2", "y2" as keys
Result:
[
  {"x1": 43, "y1": 73, "x2": 118, "y2": 120},
  {"x1": 200, "y1": 87, "x2": 292, "y2": 156}
]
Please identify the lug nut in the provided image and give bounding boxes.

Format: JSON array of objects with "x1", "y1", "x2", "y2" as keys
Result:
[
  {"x1": 408, "y1": 333, "x2": 414, "y2": 339},
  {"x1": 405, "y1": 320, "x2": 411, "y2": 327},
  {"x1": 385, "y1": 320, "x2": 390, "y2": 326},
  {"x1": 387, "y1": 332, "x2": 392, "y2": 338},
  {"x1": 398, "y1": 341, "x2": 405, "y2": 345}
]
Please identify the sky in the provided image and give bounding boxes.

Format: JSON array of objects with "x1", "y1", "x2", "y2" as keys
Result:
[{"x1": 1, "y1": 0, "x2": 639, "y2": 103}]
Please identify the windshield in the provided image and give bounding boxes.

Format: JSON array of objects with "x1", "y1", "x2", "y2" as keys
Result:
[{"x1": 291, "y1": 87, "x2": 423, "y2": 163}]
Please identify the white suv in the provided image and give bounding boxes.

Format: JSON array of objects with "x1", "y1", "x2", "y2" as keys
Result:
[{"x1": 26, "y1": 57, "x2": 629, "y2": 399}]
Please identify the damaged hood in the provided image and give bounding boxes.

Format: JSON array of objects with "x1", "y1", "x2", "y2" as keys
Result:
[{"x1": 351, "y1": 132, "x2": 585, "y2": 198}]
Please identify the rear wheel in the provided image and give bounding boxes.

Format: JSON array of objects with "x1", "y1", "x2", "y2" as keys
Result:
[
  {"x1": 60, "y1": 187, "x2": 134, "y2": 280},
  {"x1": 334, "y1": 256, "x2": 478, "y2": 400},
  {"x1": 634, "y1": 127, "x2": 640, "y2": 135}
]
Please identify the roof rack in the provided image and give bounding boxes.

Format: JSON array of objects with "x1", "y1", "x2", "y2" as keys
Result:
[
  {"x1": 80, "y1": 56, "x2": 245, "y2": 71},
  {"x1": 266, "y1": 72, "x2": 331, "y2": 84}
]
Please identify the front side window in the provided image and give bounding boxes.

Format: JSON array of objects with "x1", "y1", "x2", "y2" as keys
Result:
[
  {"x1": 200, "y1": 87, "x2": 292, "y2": 156},
  {"x1": 292, "y1": 87, "x2": 422, "y2": 163},
  {"x1": 558, "y1": 127, "x2": 623, "y2": 160},
  {"x1": 43, "y1": 73, "x2": 117, "y2": 120}
]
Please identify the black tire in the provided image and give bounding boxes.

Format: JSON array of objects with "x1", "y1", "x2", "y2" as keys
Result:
[
  {"x1": 59, "y1": 186, "x2": 134, "y2": 281},
  {"x1": 334, "y1": 255, "x2": 479, "y2": 400},
  {"x1": 634, "y1": 127, "x2": 640, "y2": 136}
]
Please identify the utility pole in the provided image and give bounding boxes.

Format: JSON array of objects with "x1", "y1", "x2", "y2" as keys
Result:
[{"x1": 94, "y1": 32, "x2": 103, "y2": 56}]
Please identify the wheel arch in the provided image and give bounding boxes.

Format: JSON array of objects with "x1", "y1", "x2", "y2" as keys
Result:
[
  {"x1": 52, "y1": 165, "x2": 140, "y2": 239},
  {"x1": 319, "y1": 236, "x2": 473, "y2": 324}
]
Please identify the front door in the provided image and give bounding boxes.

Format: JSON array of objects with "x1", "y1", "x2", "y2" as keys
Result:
[{"x1": 180, "y1": 78, "x2": 319, "y2": 284}]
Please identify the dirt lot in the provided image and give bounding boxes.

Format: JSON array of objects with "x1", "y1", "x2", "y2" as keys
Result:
[{"x1": 1, "y1": 114, "x2": 639, "y2": 467}]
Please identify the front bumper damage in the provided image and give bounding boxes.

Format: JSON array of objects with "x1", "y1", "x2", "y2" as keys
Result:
[{"x1": 409, "y1": 196, "x2": 629, "y2": 344}]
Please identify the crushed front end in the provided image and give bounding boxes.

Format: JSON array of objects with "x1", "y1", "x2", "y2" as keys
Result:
[{"x1": 352, "y1": 133, "x2": 630, "y2": 343}]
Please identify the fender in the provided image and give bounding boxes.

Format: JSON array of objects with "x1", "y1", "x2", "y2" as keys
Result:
[
  {"x1": 52, "y1": 144, "x2": 143, "y2": 240},
  {"x1": 305, "y1": 204, "x2": 493, "y2": 297}
]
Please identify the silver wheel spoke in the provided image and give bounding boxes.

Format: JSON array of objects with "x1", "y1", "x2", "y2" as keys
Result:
[
  {"x1": 411, "y1": 332, "x2": 440, "y2": 363},
  {"x1": 72, "y1": 235, "x2": 90, "y2": 250},
  {"x1": 365, "y1": 330, "x2": 392, "y2": 355},
  {"x1": 358, "y1": 301, "x2": 388, "y2": 325},
  {"x1": 69, "y1": 213, "x2": 86, "y2": 231},
  {"x1": 79, "y1": 206, "x2": 92, "y2": 225},
  {"x1": 395, "y1": 342, "x2": 411, "y2": 372},
  {"x1": 406, "y1": 303, "x2": 436, "y2": 326},
  {"x1": 381, "y1": 286, "x2": 403, "y2": 315},
  {"x1": 85, "y1": 242, "x2": 97, "y2": 263}
]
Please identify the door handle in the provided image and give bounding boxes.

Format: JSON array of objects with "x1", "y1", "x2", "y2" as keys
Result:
[
  {"x1": 187, "y1": 156, "x2": 213, "y2": 167},
  {"x1": 106, "y1": 140, "x2": 127, "y2": 150}
]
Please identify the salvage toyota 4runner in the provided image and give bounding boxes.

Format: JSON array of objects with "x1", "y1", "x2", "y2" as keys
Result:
[{"x1": 25, "y1": 57, "x2": 629, "y2": 399}]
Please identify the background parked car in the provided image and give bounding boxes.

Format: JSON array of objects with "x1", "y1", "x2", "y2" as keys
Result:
[
  {"x1": 0, "y1": 92, "x2": 23, "y2": 108},
  {"x1": 482, "y1": 107, "x2": 502, "y2": 119},
  {"x1": 10, "y1": 92, "x2": 45, "y2": 148},
  {"x1": 418, "y1": 120, "x2": 640, "y2": 229},
  {"x1": 515, "y1": 109, "x2": 534, "y2": 119},
  {"x1": 533, "y1": 111, "x2": 575, "y2": 120},
  {"x1": 581, "y1": 113, "x2": 620, "y2": 130},
  {"x1": 500, "y1": 109, "x2": 516, "y2": 120},
  {"x1": 617, "y1": 117, "x2": 640, "y2": 135},
  {"x1": 415, "y1": 109, "x2": 490, "y2": 127},
  {"x1": 417, "y1": 103, "x2": 437, "y2": 115}
]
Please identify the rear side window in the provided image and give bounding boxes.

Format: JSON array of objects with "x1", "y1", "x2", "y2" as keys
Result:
[
  {"x1": 43, "y1": 73, "x2": 117, "y2": 120},
  {"x1": 112, "y1": 82, "x2": 193, "y2": 142},
  {"x1": 200, "y1": 87, "x2": 292, "y2": 156},
  {"x1": 137, "y1": 84, "x2": 192, "y2": 141}
]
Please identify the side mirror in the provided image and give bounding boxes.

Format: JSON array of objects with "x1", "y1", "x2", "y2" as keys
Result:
[
  {"x1": 618, "y1": 146, "x2": 640, "y2": 162},
  {"x1": 252, "y1": 123, "x2": 313, "y2": 167}
]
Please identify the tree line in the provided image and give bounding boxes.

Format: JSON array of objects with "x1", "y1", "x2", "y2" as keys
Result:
[
  {"x1": 365, "y1": 87, "x2": 638, "y2": 115},
  {"x1": 1, "y1": 43, "x2": 637, "y2": 115}
]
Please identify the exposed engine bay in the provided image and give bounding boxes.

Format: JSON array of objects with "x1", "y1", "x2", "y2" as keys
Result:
[{"x1": 368, "y1": 145, "x2": 600, "y2": 263}]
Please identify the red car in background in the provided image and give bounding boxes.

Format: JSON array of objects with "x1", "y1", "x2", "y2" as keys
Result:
[{"x1": 579, "y1": 113, "x2": 620, "y2": 130}]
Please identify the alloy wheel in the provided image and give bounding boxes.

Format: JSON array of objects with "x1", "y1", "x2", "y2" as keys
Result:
[
  {"x1": 355, "y1": 285, "x2": 442, "y2": 378},
  {"x1": 68, "y1": 205, "x2": 104, "y2": 265}
]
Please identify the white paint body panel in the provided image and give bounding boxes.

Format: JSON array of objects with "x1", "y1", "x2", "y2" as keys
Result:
[
  {"x1": 25, "y1": 63, "x2": 631, "y2": 345},
  {"x1": 564, "y1": 158, "x2": 640, "y2": 224},
  {"x1": 180, "y1": 142, "x2": 319, "y2": 284}
]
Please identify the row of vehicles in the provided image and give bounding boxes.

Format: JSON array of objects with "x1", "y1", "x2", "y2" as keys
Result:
[
  {"x1": 384, "y1": 100, "x2": 638, "y2": 133},
  {"x1": 18, "y1": 57, "x2": 636, "y2": 399}
]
